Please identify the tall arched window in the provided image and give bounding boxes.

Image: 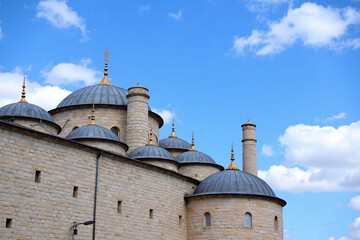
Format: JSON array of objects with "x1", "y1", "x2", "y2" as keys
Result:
[
  {"x1": 110, "y1": 127, "x2": 120, "y2": 138},
  {"x1": 274, "y1": 216, "x2": 278, "y2": 231},
  {"x1": 204, "y1": 212, "x2": 211, "y2": 227},
  {"x1": 244, "y1": 212, "x2": 252, "y2": 227}
]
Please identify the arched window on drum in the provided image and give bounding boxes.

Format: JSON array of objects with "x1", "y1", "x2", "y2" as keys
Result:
[{"x1": 111, "y1": 126, "x2": 120, "y2": 139}]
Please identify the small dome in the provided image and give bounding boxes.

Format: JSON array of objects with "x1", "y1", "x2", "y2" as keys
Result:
[
  {"x1": 0, "y1": 102, "x2": 56, "y2": 123},
  {"x1": 128, "y1": 145, "x2": 175, "y2": 161},
  {"x1": 193, "y1": 170, "x2": 276, "y2": 197},
  {"x1": 159, "y1": 137, "x2": 191, "y2": 150},
  {"x1": 175, "y1": 150, "x2": 216, "y2": 164},
  {"x1": 57, "y1": 85, "x2": 128, "y2": 109},
  {"x1": 67, "y1": 125, "x2": 120, "y2": 142}
]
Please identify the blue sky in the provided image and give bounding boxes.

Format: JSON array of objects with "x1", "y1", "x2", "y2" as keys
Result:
[{"x1": 0, "y1": 0, "x2": 360, "y2": 239}]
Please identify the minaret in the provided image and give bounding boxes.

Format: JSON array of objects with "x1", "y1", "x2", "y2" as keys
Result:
[
  {"x1": 241, "y1": 119, "x2": 257, "y2": 176},
  {"x1": 126, "y1": 81, "x2": 150, "y2": 153}
]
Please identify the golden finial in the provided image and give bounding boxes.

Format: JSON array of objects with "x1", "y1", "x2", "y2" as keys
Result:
[
  {"x1": 89, "y1": 104, "x2": 97, "y2": 125},
  {"x1": 169, "y1": 119, "x2": 177, "y2": 138},
  {"x1": 98, "y1": 48, "x2": 114, "y2": 86},
  {"x1": 19, "y1": 77, "x2": 28, "y2": 103},
  {"x1": 189, "y1": 131, "x2": 197, "y2": 151},
  {"x1": 147, "y1": 123, "x2": 155, "y2": 146},
  {"x1": 226, "y1": 143, "x2": 240, "y2": 170}
]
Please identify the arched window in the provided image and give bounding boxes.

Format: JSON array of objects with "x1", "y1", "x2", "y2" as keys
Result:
[
  {"x1": 110, "y1": 127, "x2": 120, "y2": 138},
  {"x1": 274, "y1": 216, "x2": 278, "y2": 231},
  {"x1": 204, "y1": 212, "x2": 211, "y2": 227},
  {"x1": 244, "y1": 212, "x2": 252, "y2": 227}
]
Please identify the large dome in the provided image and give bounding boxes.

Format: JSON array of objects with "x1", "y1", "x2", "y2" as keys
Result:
[
  {"x1": 159, "y1": 137, "x2": 191, "y2": 150},
  {"x1": 128, "y1": 145, "x2": 175, "y2": 161},
  {"x1": 193, "y1": 170, "x2": 276, "y2": 197},
  {"x1": 67, "y1": 125, "x2": 121, "y2": 142},
  {"x1": 57, "y1": 85, "x2": 128, "y2": 109},
  {"x1": 0, "y1": 102, "x2": 56, "y2": 123}
]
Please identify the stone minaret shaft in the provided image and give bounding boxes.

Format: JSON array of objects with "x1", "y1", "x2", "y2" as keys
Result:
[
  {"x1": 241, "y1": 120, "x2": 257, "y2": 176},
  {"x1": 126, "y1": 84, "x2": 150, "y2": 154}
]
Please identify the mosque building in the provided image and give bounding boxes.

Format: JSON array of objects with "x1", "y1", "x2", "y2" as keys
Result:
[{"x1": 0, "y1": 50, "x2": 286, "y2": 239}]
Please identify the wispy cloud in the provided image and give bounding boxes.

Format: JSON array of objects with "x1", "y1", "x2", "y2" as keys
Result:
[
  {"x1": 42, "y1": 58, "x2": 101, "y2": 86},
  {"x1": 315, "y1": 112, "x2": 347, "y2": 122},
  {"x1": 138, "y1": 5, "x2": 150, "y2": 13},
  {"x1": 0, "y1": 67, "x2": 71, "y2": 110},
  {"x1": 36, "y1": 0, "x2": 86, "y2": 36},
  {"x1": 246, "y1": 0, "x2": 290, "y2": 12},
  {"x1": 152, "y1": 109, "x2": 175, "y2": 124},
  {"x1": 168, "y1": 10, "x2": 182, "y2": 21},
  {"x1": 326, "y1": 112, "x2": 347, "y2": 121},
  {"x1": 259, "y1": 121, "x2": 360, "y2": 192},
  {"x1": 262, "y1": 144, "x2": 274, "y2": 156},
  {"x1": 233, "y1": 2, "x2": 360, "y2": 55}
]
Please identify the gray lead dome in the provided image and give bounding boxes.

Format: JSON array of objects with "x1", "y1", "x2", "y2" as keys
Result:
[
  {"x1": 0, "y1": 102, "x2": 56, "y2": 123},
  {"x1": 67, "y1": 125, "x2": 121, "y2": 142},
  {"x1": 159, "y1": 137, "x2": 191, "y2": 150},
  {"x1": 57, "y1": 85, "x2": 128, "y2": 108},
  {"x1": 128, "y1": 145, "x2": 175, "y2": 161},
  {"x1": 175, "y1": 150, "x2": 216, "y2": 164},
  {"x1": 193, "y1": 170, "x2": 276, "y2": 197}
]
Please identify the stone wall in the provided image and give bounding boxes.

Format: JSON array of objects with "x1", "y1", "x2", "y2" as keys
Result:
[
  {"x1": 50, "y1": 106, "x2": 128, "y2": 141},
  {"x1": 0, "y1": 123, "x2": 198, "y2": 240},
  {"x1": 186, "y1": 195, "x2": 283, "y2": 240},
  {"x1": 178, "y1": 164, "x2": 222, "y2": 181}
]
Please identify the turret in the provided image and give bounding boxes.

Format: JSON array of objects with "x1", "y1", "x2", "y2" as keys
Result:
[
  {"x1": 241, "y1": 120, "x2": 257, "y2": 176},
  {"x1": 126, "y1": 83, "x2": 150, "y2": 153}
]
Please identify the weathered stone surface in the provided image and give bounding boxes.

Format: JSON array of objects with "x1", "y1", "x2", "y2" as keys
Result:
[{"x1": 187, "y1": 195, "x2": 283, "y2": 240}]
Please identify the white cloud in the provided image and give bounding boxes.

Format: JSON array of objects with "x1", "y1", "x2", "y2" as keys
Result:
[
  {"x1": 350, "y1": 217, "x2": 360, "y2": 240},
  {"x1": 0, "y1": 67, "x2": 71, "y2": 110},
  {"x1": 332, "y1": 217, "x2": 360, "y2": 240},
  {"x1": 233, "y1": 2, "x2": 360, "y2": 55},
  {"x1": 168, "y1": 10, "x2": 182, "y2": 21},
  {"x1": 259, "y1": 121, "x2": 360, "y2": 192},
  {"x1": 279, "y1": 121, "x2": 360, "y2": 168},
  {"x1": 37, "y1": 0, "x2": 86, "y2": 36},
  {"x1": 43, "y1": 58, "x2": 101, "y2": 86},
  {"x1": 138, "y1": 5, "x2": 150, "y2": 12},
  {"x1": 262, "y1": 144, "x2": 274, "y2": 156},
  {"x1": 152, "y1": 109, "x2": 175, "y2": 125},
  {"x1": 349, "y1": 196, "x2": 360, "y2": 211}
]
